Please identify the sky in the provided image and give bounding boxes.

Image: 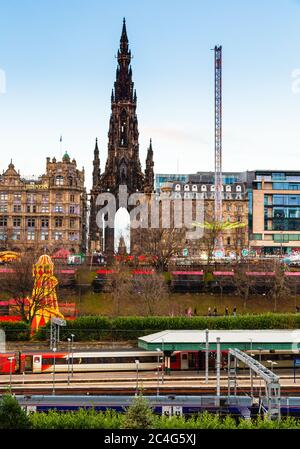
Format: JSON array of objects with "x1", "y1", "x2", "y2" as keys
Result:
[{"x1": 1, "y1": 0, "x2": 300, "y2": 191}]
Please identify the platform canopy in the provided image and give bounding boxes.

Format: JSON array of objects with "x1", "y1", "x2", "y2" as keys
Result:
[{"x1": 138, "y1": 329, "x2": 300, "y2": 352}]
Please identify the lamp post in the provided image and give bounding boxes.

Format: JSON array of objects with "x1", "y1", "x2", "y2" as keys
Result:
[
  {"x1": 257, "y1": 347, "x2": 263, "y2": 398},
  {"x1": 71, "y1": 334, "x2": 75, "y2": 378},
  {"x1": 52, "y1": 347, "x2": 57, "y2": 395},
  {"x1": 267, "y1": 360, "x2": 278, "y2": 372},
  {"x1": 205, "y1": 329, "x2": 209, "y2": 384},
  {"x1": 67, "y1": 338, "x2": 71, "y2": 385},
  {"x1": 216, "y1": 337, "x2": 221, "y2": 399},
  {"x1": 7, "y1": 357, "x2": 14, "y2": 390},
  {"x1": 161, "y1": 338, "x2": 165, "y2": 383},
  {"x1": 135, "y1": 360, "x2": 139, "y2": 396},
  {"x1": 156, "y1": 348, "x2": 161, "y2": 396}
]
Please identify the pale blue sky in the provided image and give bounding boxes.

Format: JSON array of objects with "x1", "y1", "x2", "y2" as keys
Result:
[{"x1": 0, "y1": 0, "x2": 300, "y2": 190}]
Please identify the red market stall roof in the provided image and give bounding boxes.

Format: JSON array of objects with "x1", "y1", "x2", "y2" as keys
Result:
[{"x1": 52, "y1": 249, "x2": 71, "y2": 259}]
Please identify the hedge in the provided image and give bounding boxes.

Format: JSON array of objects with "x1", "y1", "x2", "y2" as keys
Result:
[
  {"x1": 34, "y1": 313, "x2": 300, "y2": 342},
  {"x1": 27, "y1": 410, "x2": 300, "y2": 429},
  {"x1": 0, "y1": 321, "x2": 30, "y2": 341}
]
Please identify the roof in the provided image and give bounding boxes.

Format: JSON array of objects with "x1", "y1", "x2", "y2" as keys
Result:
[{"x1": 138, "y1": 329, "x2": 300, "y2": 351}]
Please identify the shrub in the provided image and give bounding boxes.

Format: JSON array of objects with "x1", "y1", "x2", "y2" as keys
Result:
[
  {"x1": 0, "y1": 394, "x2": 30, "y2": 429},
  {"x1": 122, "y1": 396, "x2": 155, "y2": 429}
]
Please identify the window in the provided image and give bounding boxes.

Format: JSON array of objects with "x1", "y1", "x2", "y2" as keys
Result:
[
  {"x1": 13, "y1": 193, "x2": 21, "y2": 202},
  {"x1": 0, "y1": 216, "x2": 8, "y2": 227},
  {"x1": 70, "y1": 218, "x2": 76, "y2": 229},
  {"x1": 225, "y1": 185, "x2": 231, "y2": 192},
  {"x1": 0, "y1": 232, "x2": 7, "y2": 240},
  {"x1": 69, "y1": 232, "x2": 78, "y2": 241},
  {"x1": 0, "y1": 205, "x2": 7, "y2": 213},
  {"x1": 175, "y1": 184, "x2": 181, "y2": 191},
  {"x1": 26, "y1": 218, "x2": 35, "y2": 227},
  {"x1": 0, "y1": 193, "x2": 8, "y2": 201},
  {"x1": 41, "y1": 230, "x2": 49, "y2": 241},
  {"x1": 210, "y1": 185, "x2": 215, "y2": 191},
  {"x1": 226, "y1": 237, "x2": 231, "y2": 245},
  {"x1": 184, "y1": 185, "x2": 190, "y2": 191},
  {"x1": 201, "y1": 185, "x2": 207, "y2": 191},
  {"x1": 56, "y1": 193, "x2": 63, "y2": 202},
  {"x1": 70, "y1": 194, "x2": 75, "y2": 202},
  {"x1": 55, "y1": 176, "x2": 64, "y2": 186},
  {"x1": 236, "y1": 185, "x2": 242, "y2": 192},
  {"x1": 13, "y1": 205, "x2": 21, "y2": 213},
  {"x1": 54, "y1": 231, "x2": 63, "y2": 241},
  {"x1": 12, "y1": 231, "x2": 20, "y2": 241},
  {"x1": 226, "y1": 205, "x2": 231, "y2": 212},
  {"x1": 69, "y1": 205, "x2": 75, "y2": 214},
  {"x1": 41, "y1": 217, "x2": 49, "y2": 228},
  {"x1": 41, "y1": 206, "x2": 49, "y2": 213},
  {"x1": 192, "y1": 185, "x2": 198, "y2": 192},
  {"x1": 27, "y1": 231, "x2": 35, "y2": 240},
  {"x1": 55, "y1": 217, "x2": 63, "y2": 227},
  {"x1": 42, "y1": 194, "x2": 49, "y2": 203},
  {"x1": 54, "y1": 205, "x2": 64, "y2": 213},
  {"x1": 13, "y1": 217, "x2": 21, "y2": 227}
]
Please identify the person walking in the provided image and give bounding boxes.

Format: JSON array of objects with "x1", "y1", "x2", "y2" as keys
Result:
[
  {"x1": 232, "y1": 307, "x2": 237, "y2": 317},
  {"x1": 225, "y1": 307, "x2": 229, "y2": 317},
  {"x1": 208, "y1": 307, "x2": 212, "y2": 317},
  {"x1": 213, "y1": 307, "x2": 217, "y2": 317}
]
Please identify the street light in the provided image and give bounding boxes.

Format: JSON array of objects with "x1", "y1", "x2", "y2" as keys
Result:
[
  {"x1": 135, "y1": 360, "x2": 139, "y2": 396},
  {"x1": 67, "y1": 338, "x2": 71, "y2": 385},
  {"x1": 7, "y1": 357, "x2": 14, "y2": 390},
  {"x1": 52, "y1": 347, "x2": 57, "y2": 395},
  {"x1": 71, "y1": 334, "x2": 75, "y2": 377},
  {"x1": 267, "y1": 360, "x2": 278, "y2": 372},
  {"x1": 156, "y1": 348, "x2": 161, "y2": 396},
  {"x1": 249, "y1": 338, "x2": 253, "y2": 351}
]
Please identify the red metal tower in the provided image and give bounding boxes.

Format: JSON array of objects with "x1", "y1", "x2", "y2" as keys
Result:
[{"x1": 214, "y1": 45, "x2": 224, "y2": 255}]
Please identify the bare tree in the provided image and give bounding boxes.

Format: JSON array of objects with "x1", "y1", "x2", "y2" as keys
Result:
[
  {"x1": 269, "y1": 260, "x2": 291, "y2": 313},
  {"x1": 1, "y1": 252, "x2": 61, "y2": 325},
  {"x1": 233, "y1": 263, "x2": 252, "y2": 311},
  {"x1": 134, "y1": 228, "x2": 186, "y2": 272},
  {"x1": 107, "y1": 263, "x2": 133, "y2": 316},
  {"x1": 132, "y1": 272, "x2": 169, "y2": 315}
]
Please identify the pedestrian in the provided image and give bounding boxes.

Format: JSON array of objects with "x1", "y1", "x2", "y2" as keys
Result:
[
  {"x1": 194, "y1": 307, "x2": 198, "y2": 316},
  {"x1": 233, "y1": 307, "x2": 237, "y2": 317},
  {"x1": 296, "y1": 306, "x2": 300, "y2": 313},
  {"x1": 213, "y1": 307, "x2": 217, "y2": 317},
  {"x1": 225, "y1": 307, "x2": 229, "y2": 317},
  {"x1": 208, "y1": 307, "x2": 212, "y2": 317}
]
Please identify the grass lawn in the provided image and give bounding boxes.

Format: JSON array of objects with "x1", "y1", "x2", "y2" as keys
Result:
[{"x1": 66, "y1": 290, "x2": 300, "y2": 316}]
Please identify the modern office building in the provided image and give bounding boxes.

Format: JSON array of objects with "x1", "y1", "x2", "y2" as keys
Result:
[{"x1": 250, "y1": 171, "x2": 300, "y2": 255}]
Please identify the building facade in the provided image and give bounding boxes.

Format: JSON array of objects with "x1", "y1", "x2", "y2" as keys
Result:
[
  {"x1": 0, "y1": 153, "x2": 87, "y2": 254},
  {"x1": 250, "y1": 171, "x2": 300, "y2": 255},
  {"x1": 89, "y1": 19, "x2": 154, "y2": 254},
  {"x1": 165, "y1": 179, "x2": 249, "y2": 257}
]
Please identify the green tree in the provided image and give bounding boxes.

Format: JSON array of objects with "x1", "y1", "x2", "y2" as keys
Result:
[
  {"x1": 0, "y1": 394, "x2": 30, "y2": 429},
  {"x1": 122, "y1": 395, "x2": 155, "y2": 429}
]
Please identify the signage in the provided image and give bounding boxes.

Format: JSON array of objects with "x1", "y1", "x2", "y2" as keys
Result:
[
  {"x1": 183, "y1": 248, "x2": 188, "y2": 257},
  {"x1": 294, "y1": 358, "x2": 300, "y2": 367},
  {"x1": 242, "y1": 249, "x2": 249, "y2": 257}
]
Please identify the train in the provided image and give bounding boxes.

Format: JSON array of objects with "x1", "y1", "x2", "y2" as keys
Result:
[{"x1": 1, "y1": 348, "x2": 299, "y2": 375}]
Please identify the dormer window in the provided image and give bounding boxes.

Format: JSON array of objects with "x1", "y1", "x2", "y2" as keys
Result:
[
  {"x1": 210, "y1": 185, "x2": 215, "y2": 191},
  {"x1": 192, "y1": 185, "x2": 198, "y2": 192},
  {"x1": 184, "y1": 184, "x2": 190, "y2": 191},
  {"x1": 175, "y1": 184, "x2": 181, "y2": 191},
  {"x1": 236, "y1": 185, "x2": 242, "y2": 192},
  {"x1": 226, "y1": 185, "x2": 231, "y2": 192},
  {"x1": 55, "y1": 175, "x2": 64, "y2": 186},
  {"x1": 201, "y1": 185, "x2": 207, "y2": 191}
]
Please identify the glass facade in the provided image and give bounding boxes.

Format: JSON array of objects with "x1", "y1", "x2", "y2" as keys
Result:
[{"x1": 264, "y1": 194, "x2": 300, "y2": 231}]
